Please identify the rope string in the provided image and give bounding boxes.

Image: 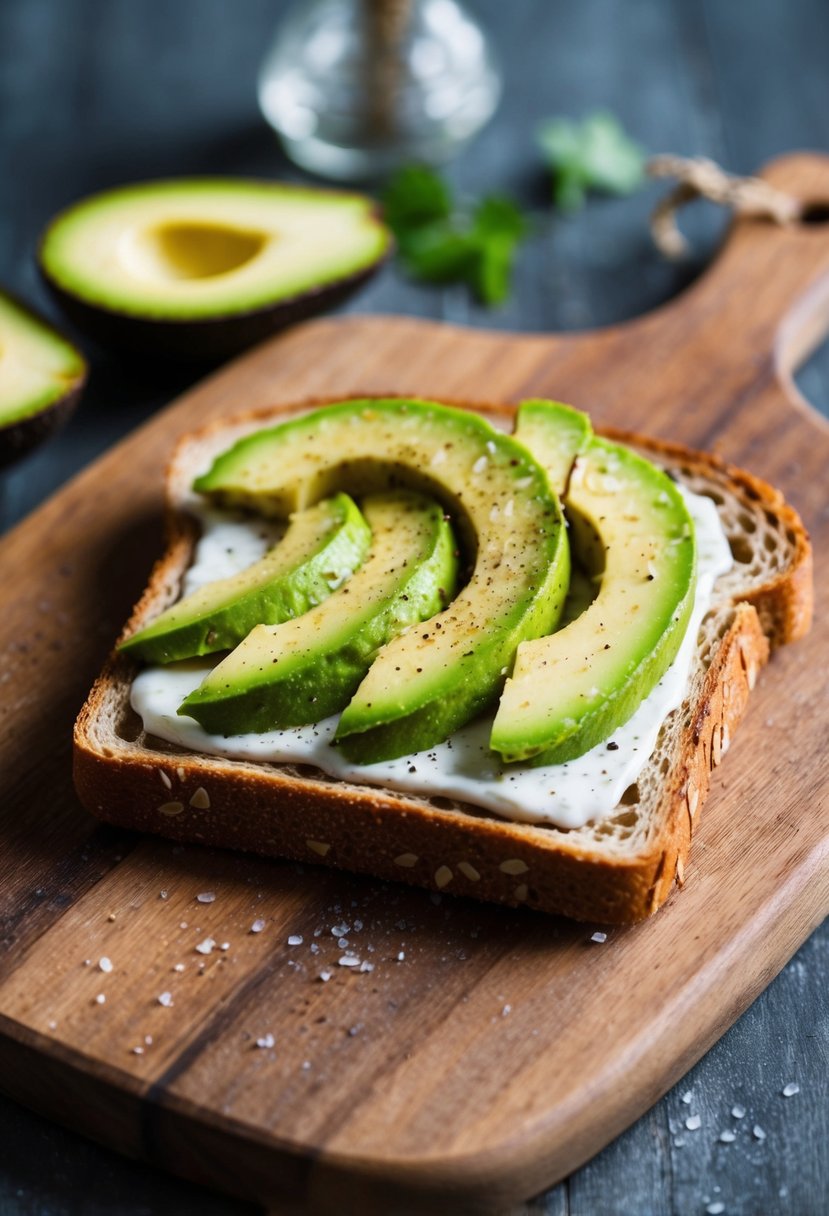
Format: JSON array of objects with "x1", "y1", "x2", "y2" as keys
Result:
[{"x1": 646, "y1": 154, "x2": 802, "y2": 259}]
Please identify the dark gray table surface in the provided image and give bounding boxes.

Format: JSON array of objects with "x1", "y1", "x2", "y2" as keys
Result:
[{"x1": 0, "y1": 2, "x2": 826, "y2": 1213}]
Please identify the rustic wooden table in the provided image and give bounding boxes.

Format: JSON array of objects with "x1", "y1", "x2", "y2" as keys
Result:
[{"x1": 0, "y1": 1, "x2": 826, "y2": 1213}]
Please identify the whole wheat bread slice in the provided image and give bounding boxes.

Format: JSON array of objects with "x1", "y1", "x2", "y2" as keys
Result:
[{"x1": 73, "y1": 399, "x2": 813, "y2": 923}]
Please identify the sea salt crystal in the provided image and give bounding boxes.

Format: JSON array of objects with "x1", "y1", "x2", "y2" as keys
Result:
[
  {"x1": 287, "y1": 934, "x2": 303, "y2": 946},
  {"x1": 705, "y1": 1204, "x2": 725, "y2": 1215},
  {"x1": 359, "y1": 961, "x2": 374, "y2": 973},
  {"x1": 397, "y1": 951, "x2": 405, "y2": 961},
  {"x1": 782, "y1": 1082, "x2": 800, "y2": 1098},
  {"x1": 331, "y1": 923, "x2": 349, "y2": 936},
  {"x1": 98, "y1": 957, "x2": 113, "y2": 973},
  {"x1": 250, "y1": 919, "x2": 266, "y2": 934},
  {"x1": 195, "y1": 937, "x2": 215, "y2": 955},
  {"x1": 731, "y1": 1104, "x2": 746, "y2": 1119},
  {"x1": 196, "y1": 892, "x2": 216, "y2": 904},
  {"x1": 590, "y1": 931, "x2": 607, "y2": 943},
  {"x1": 753, "y1": 1124, "x2": 766, "y2": 1140},
  {"x1": 718, "y1": 1130, "x2": 736, "y2": 1143},
  {"x1": 339, "y1": 955, "x2": 360, "y2": 967},
  {"x1": 319, "y1": 970, "x2": 332, "y2": 982},
  {"x1": 685, "y1": 1115, "x2": 702, "y2": 1131},
  {"x1": 94, "y1": 994, "x2": 106, "y2": 1005},
  {"x1": 158, "y1": 992, "x2": 173, "y2": 1008},
  {"x1": 681, "y1": 1091, "x2": 693, "y2": 1104},
  {"x1": 256, "y1": 1033, "x2": 275, "y2": 1049}
]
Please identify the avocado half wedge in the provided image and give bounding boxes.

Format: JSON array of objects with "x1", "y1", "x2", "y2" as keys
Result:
[
  {"x1": 38, "y1": 179, "x2": 392, "y2": 360},
  {"x1": 0, "y1": 291, "x2": 87, "y2": 469}
]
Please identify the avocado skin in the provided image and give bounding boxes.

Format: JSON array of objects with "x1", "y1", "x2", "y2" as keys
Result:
[
  {"x1": 39, "y1": 262, "x2": 385, "y2": 363},
  {"x1": 120, "y1": 494, "x2": 371, "y2": 664},
  {"x1": 0, "y1": 377, "x2": 85, "y2": 469},
  {"x1": 180, "y1": 493, "x2": 459, "y2": 735}
]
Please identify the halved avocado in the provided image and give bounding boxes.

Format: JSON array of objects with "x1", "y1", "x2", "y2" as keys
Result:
[
  {"x1": 194, "y1": 397, "x2": 570, "y2": 761},
  {"x1": 180, "y1": 492, "x2": 458, "y2": 734},
  {"x1": 120, "y1": 493, "x2": 371, "y2": 664},
  {"x1": 38, "y1": 180, "x2": 392, "y2": 360},
  {"x1": 491, "y1": 402, "x2": 697, "y2": 764},
  {"x1": 0, "y1": 291, "x2": 87, "y2": 469}
]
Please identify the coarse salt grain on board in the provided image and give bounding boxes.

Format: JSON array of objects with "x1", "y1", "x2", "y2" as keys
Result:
[
  {"x1": 256, "y1": 1034, "x2": 275, "y2": 1049},
  {"x1": 782, "y1": 1082, "x2": 800, "y2": 1097},
  {"x1": 195, "y1": 938, "x2": 215, "y2": 955},
  {"x1": 685, "y1": 1115, "x2": 702, "y2": 1131},
  {"x1": 98, "y1": 957, "x2": 113, "y2": 973},
  {"x1": 250, "y1": 919, "x2": 266, "y2": 934},
  {"x1": 196, "y1": 892, "x2": 216, "y2": 904},
  {"x1": 158, "y1": 991, "x2": 173, "y2": 1007}
]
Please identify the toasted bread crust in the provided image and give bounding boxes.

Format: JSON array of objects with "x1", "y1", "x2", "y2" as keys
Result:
[{"x1": 72, "y1": 398, "x2": 812, "y2": 923}]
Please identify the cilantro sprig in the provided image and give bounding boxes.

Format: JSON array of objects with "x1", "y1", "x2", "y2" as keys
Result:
[
  {"x1": 381, "y1": 166, "x2": 528, "y2": 306},
  {"x1": 537, "y1": 111, "x2": 646, "y2": 211}
]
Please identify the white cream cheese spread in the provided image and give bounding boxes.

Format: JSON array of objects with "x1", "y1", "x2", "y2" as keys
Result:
[{"x1": 131, "y1": 486, "x2": 733, "y2": 830}]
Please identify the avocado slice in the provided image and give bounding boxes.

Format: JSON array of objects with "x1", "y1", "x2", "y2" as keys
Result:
[
  {"x1": 193, "y1": 397, "x2": 569, "y2": 761},
  {"x1": 38, "y1": 180, "x2": 392, "y2": 360},
  {"x1": 514, "y1": 399, "x2": 592, "y2": 495},
  {"x1": 491, "y1": 403, "x2": 697, "y2": 764},
  {"x1": 0, "y1": 290, "x2": 87, "y2": 468},
  {"x1": 120, "y1": 493, "x2": 370, "y2": 664},
  {"x1": 179, "y1": 492, "x2": 458, "y2": 734}
]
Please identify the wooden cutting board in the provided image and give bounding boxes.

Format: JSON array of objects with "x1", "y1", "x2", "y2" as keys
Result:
[{"x1": 1, "y1": 154, "x2": 828, "y2": 1215}]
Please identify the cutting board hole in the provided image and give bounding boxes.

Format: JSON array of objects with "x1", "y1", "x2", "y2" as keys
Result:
[{"x1": 799, "y1": 201, "x2": 829, "y2": 225}]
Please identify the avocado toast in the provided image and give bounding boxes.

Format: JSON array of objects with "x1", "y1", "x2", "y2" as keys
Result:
[{"x1": 74, "y1": 397, "x2": 812, "y2": 923}]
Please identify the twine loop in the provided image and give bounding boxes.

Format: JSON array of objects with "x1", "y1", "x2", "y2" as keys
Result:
[{"x1": 647, "y1": 154, "x2": 802, "y2": 259}]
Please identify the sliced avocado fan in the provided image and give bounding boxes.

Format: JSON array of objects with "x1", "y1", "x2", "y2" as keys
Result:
[
  {"x1": 193, "y1": 397, "x2": 570, "y2": 761},
  {"x1": 490, "y1": 402, "x2": 697, "y2": 765},
  {"x1": 180, "y1": 492, "x2": 458, "y2": 734},
  {"x1": 0, "y1": 290, "x2": 86, "y2": 468},
  {"x1": 120, "y1": 493, "x2": 370, "y2": 664}
]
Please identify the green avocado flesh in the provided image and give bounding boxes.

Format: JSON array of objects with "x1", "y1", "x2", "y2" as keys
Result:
[
  {"x1": 514, "y1": 399, "x2": 592, "y2": 495},
  {"x1": 120, "y1": 493, "x2": 370, "y2": 664},
  {"x1": 0, "y1": 291, "x2": 86, "y2": 426},
  {"x1": 180, "y1": 492, "x2": 458, "y2": 734},
  {"x1": 193, "y1": 397, "x2": 570, "y2": 761},
  {"x1": 39, "y1": 179, "x2": 391, "y2": 320},
  {"x1": 490, "y1": 403, "x2": 697, "y2": 764}
]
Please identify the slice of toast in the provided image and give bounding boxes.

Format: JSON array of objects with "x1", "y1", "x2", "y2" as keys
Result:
[{"x1": 73, "y1": 399, "x2": 813, "y2": 924}]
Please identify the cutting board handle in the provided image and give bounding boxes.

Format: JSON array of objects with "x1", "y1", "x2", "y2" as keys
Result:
[{"x1": 662, "y1": 152, "x2": 829, "y2": 376}]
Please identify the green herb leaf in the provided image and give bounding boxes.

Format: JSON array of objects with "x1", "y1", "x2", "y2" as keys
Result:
[
  {"x1": 381, "y1": 164, "x2": 453, "y2": 232},
  {"x1": 381, "y1": 168, "x2": 528, "y2": 306},
  {"x1": 537, "y1": 111, "x2": 646, "y2": 211}
]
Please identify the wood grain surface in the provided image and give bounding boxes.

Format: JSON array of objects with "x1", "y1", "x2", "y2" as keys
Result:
[{"x1": 1, "y1": 154, "x2": 828, "y2": 1215}]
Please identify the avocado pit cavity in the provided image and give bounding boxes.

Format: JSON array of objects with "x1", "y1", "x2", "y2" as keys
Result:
[{"x1": 121, "y1": 222, "x2": 269, "y2": 283}]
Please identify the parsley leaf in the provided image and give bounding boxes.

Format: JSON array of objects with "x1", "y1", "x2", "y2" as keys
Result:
[
  {"x1": 537, "y1": 111, "x2": 646, "y2": 211},
  {"x1": 381, "y1": 167, "x2": 528, "y2": 306}
]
